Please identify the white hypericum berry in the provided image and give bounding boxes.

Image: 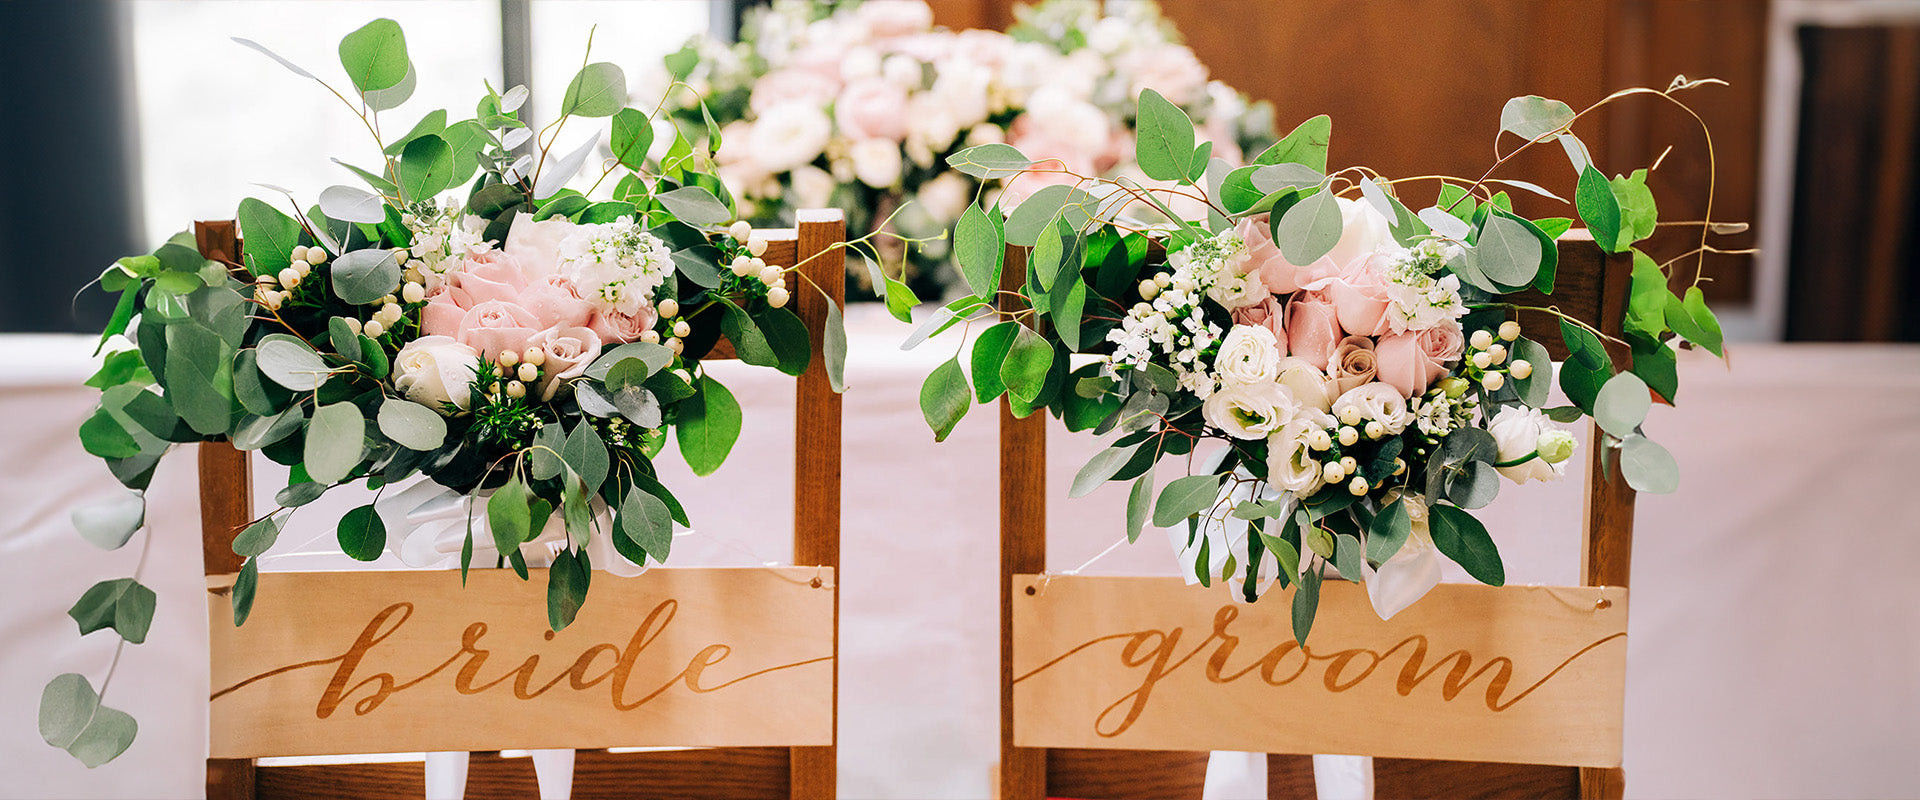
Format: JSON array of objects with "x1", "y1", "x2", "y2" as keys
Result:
[
  {"x1": 1338, "y1": 426, "x2": 1360, "y2": 447},
  {"x1": 257, "y1": 290, "x2": 281, "y2": 310},
  {"x1": 657, "y1": 298, "x2": 679, "y2": 318},
  {"x1": 516, "y1": 363, "x2": 537, "y2": 383},
  {"x1": 1138, "y1": 279, "x2": 1160, "y2": 300},
  {"x1": 1481, "y1": 372, "x2": 1506, "y2": 391},
  {"x1": 640, "y1": 330, "x2": 661, "y2": 344},
  {"x1": 1510, "y1": 359, "x2": 1534, "y2": 380},
  {"x1": 1364, "y1": 420, "x2": 1386, "y2": 439},
  {"x1": 1308, "y1": 429, "x2": 1333, "y2": 451},
  {"x1": 1154, "y1": 273, "x2": 1172, "y2": 288},
  {"x1": 523, "y1": 346, "x2": 547, "y2": 367},
  {"x1": 343, "y1": 317, "x2": 363, "y2": 336},
  {"x1": 731, "y1": 256, "x2": 754, "y2": 277},
  {"x1": 505, "y1": 380, "x2": 527, "y2": 399},
  {"x1": 665, "y1": 337, "x2": 685, "y2": 355},
  {"x1": 1487, "y1": 343, "x2": 1508, "y2": 364},
  {"x1": 748, "y1": 236, "x2": 768, "y2": 257},
  {"x1": 1498, "y1": 320, "x2": 1521, "y2": 341},
  {"x1": 363, "y1": 319, "x2": 385, "y2": 338},
  {"x1": 1322, "y1": 462, "x2": 1346, "y2": 483},
  {"x1": 729, "y1": 220, "x2": 752, "y2": 242},
  {"x1": 1339, "y1": 456, "x2": 1358, "y2": 473},
  {"x1": 278, "y1": 267, "x2": 301, "y2": 288},
  {"x1": 379, "y1": 303, "x2": 402, "y2": 323},
  {"x1": 1338, "y1": 405, "x2": 1363, "y2": 426},
  {"x1": 671, "y1": 320, "x2": 691, "y2": 338},
  {"x1": 1392, "y1": 458, "x2": 1407, "y2": 476},
  {"x1": 767, "y1": 287, "x2": 790, "y2": 308},
  {"x1": 255, "y1": 273, "x2": 276, "y2": 285},
  {"x1": 378, "y1": 294, "x2": 396, "y2": 307},
  {"x1": 290, "y1": 259, "x2": 311, "y2": 276},
  {"x1": 758, "y1": 265, "x2": 782, "y2": 285},
  {"x1": 1472, "y1": 351, "x2": 1493, "y2": 369},
  {"x1": 1348, "y1": 476, "x2": 1370, "y2": 496},
  {"x1": 1471, "y1": 329, "x2": 1494, "y2": 350},
  {"x1": 401, "y1": 282, "x2": 426, "y2": 303},
  {"x1": 500, "y1": 350, "x2": 520, "y2": 367},
  {"x1": 308, "y1": 247, "x2": 327, "y2": 265}
]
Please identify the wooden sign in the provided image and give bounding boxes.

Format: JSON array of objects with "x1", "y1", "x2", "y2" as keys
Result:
[
  {"x1": 208, "y1": 567, "x2": 835, "y2": 758},
  {"x1": 1011, "y1": 576, "x2": 1627, "y2": 767}
]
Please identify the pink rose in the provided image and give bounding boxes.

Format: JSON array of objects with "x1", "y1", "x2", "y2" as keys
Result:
[
  {"x1": 1237, "y1": 214, "x2": 1314, "y2": 295},
  {"x1": 750, "y1": 69, "x2": 841, "y2": 116},
  {"x1": 1326, "y1": 336, "x2": 1379, "y2": 398},
  {"x1": 525, "y1": 326, "x2": 603, "y2": 401},
  {"x1": 520, "y1": 275, "x2": 593, "y2": 330},
  {"x1": 856, "y1": 0, "x2": 934, "y2": 38},
  {"x1": 503, "y1": 214, "x2": 574, "y2": 280},
  {"x1": 1309, "y1": 253, "x2": 1394, "y2": 337},
  {"x1": 451, "y1": 252, "x2": 528, "y2": 306},
  {"x1": 588, "y1": 306, "x2": 658, "y2": 345},
  {"x1": 1127, "y1": 45, "x2": 1208, "y2": 107},
  {"x1": 835, "y1": 78, "x2": 910, "y2": 142},
  {"x1": 1376, "y1": 321, "x2": 1465, "y2": 397},
  {"x1": 1286, "y1": 291, "x2": 1343, "y2": 371},
  {"x1": 1232, "y1": 296, "x2": 1287, "y2": 346},
  {"x1": 457, "y1": 300, "x2": 542, "y2": 360},
  {"x1": 420, "y1": 291, "x2": 467, "y2": 338}
]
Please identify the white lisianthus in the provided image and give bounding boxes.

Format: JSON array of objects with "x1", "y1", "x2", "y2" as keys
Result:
[
  {"x1": 1488, "y1": 405, "x2": 1570, "y2": 484},
  {"x1": 393, "y1": 335, "x2": 481, "y2": 414},
  {"x1": 1202, "y1": 381, "x2": 1297, "y2": 440},
  {"x1": 747, "y1": 102, "x2": 833, "y2": 174},
  {"x1": 1334, "y1": 381, "x2": 1416, "y2": 435},
  {"x1": 1265, "y1": 411, "x2": 1334, "y2": 495},
  {"x1": 1274, "y1": 357, "x2": 1333, "y2": 413},
  {"x1": 848, "y1": 138, "x2": 904, "y2": 189},
  {"x1": 1213, "y1": 325, "x2": 1283, "y2": 388}
]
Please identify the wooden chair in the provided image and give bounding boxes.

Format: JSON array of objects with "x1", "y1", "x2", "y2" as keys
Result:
[
  {"x1": 996, "y1": 232, "x2": 1635, "y2": 800},
  {"x1": 196, "y1": 209, "x2": 846, "y2": 800}
]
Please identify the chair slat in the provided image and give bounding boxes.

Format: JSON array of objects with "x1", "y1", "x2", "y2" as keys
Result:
[{"x1": 1046, "y1": 748, "x2": 1209, "y2": 800}]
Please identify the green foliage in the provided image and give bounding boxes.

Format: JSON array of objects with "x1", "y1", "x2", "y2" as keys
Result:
[
  {"x1": 1255, "y1": 114, "x2": 1332, "y2": 172},
  {"x1": 946, "y1": 143, "x2": 1032, "y2": 179},
  {"x1": 1429, "y1": 504, "x2": 1504, "y2": 586},
  {"x1": 955, "y1": 203, "x2": 1004, "y2": 298},
  {"x1": 71, "y1": 492, "x2": 145, "y2": 551},
  {"x1": 1135, "y1": 88, "x2": 1198, "y2": 183},
  {"x1": 675, "y1": 374, "x2": 741, "y2": 476},
  {"x1": 561, "y1": 62, "x2": 627, "y2": 118},
  {"x1": 67, "y1": 578, "x2": 156, "y2": 644},
  {"x1": 377, "y1": 398, "x2": 448, "y2": 451},
  {"x1": 999, "y1": 326, "x2": 1054, "y2": 404},
  {"x1": 1510, "y1": 337, "x2": 1554, "y2": 408},
  {"x1": 1610, "y1": 168, "x2": 1658, "y2": 246},
  {"x1": 1125, "y1": 472, "x2": 1154, "y2": 544},
  {"x1": 338, "y1": 18, "x2": 410, "y2": 94},
  {"x1": 231, "y1": 515, "x2": 281, "y2": 559},
  {"x1": 1274, "y1": 189, "x2": 1343, "y2": 264},
  {"x1": 1469, "y1": 212, "x2": 1543, "y2": 287},
  {"x1": 546, "y1": 547, "x2": 591, "y2": 632},
  {"x1": 303, "y1": 402, "x2": 365, "y2": 485},
  {"x1": 397, "y1": 134, "x2": 454, "y2": 203},
  {"x1": 1153, "y1": 474, "x2": 1222, "y2": 528},
  {"x1": 1499, "y1": 95, "x2": 1575, "y2": 142},
  {"x1": 1665, "y1": 286, "x2": 1724, "y2": 357},
  {"x1": 39, "y1": 674, "x2": 136, "y2": 768},
  {"x1": 1558, "y1": 318, "x2": 1611, "y2": 414},
  {"x1": 1594, "y1": 372, "x2": 1652, "y2": 438},
  {"x1": 655, "y1": 186, "x2": 732, "y2": 226},
  {"x1": 336, "y1": 503, "x2": 386, "y2": 561},
  {"x1": 329, "y1": 249, "x2": 402, "y2": 305},
  {"x1": 919, "y1": 357, "x2": 970, "y2": 442},
  {"x1": 1619, "y1": 434, "x2": 1679, "y2": 493},
  {"x1": 610, "y1": 108, "x2": 654, "y2": 170},
  {"x1": 824, "y1": 297, "x2": 848, "y2": 393},
  {"x1": 236, "y1": 198, "x2": 301, "y2": 277},
  {"x1": 1367, "y1": 498, "x2": 1413, "y2": 563},
  {"x1": 1291, "y1": 566, "x2": 1321, "y2": 644},
  {"x1": 1004, "y1": 184, "x2": 1095, "y2": 247},
  {"x1": 1575, "y1": 165, "x2": 1623, "y2": 252}
]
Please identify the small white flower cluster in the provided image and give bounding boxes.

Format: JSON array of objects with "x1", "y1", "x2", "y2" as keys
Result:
[
  {"x1": 252, "y1": 244, "x2": 328, "y2": 311},
  {"x1": 557, "y1": 216, "x2": 675, "y2": 317},
  {"x1": 1412, "y1": 386, "x2": 1476, "y2": 438},
  {"x1": 1170, "y1": 229, "x2": 1259, "y2": 310},
  {"x1": 1383, "y1": 239, "x2": 1467, "y2": 334},
  {"x1": 401, "y1": 203, "x2": 491, "y2": 292},
  {"x1": 1108, "y1": 264, "x2": 1223, "y2": 399}
]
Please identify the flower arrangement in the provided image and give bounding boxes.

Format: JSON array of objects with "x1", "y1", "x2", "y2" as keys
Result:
[
  {"x1": 48, "y1": 19, "x2": 851, "y2": 766},
  {"x1": 912, "y1": 81, "x2": 1733, "y2": 642},
  {"x1": 649, "y1": 0, "x2": 1276, "y2": 299}
]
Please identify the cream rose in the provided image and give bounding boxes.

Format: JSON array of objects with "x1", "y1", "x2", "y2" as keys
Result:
[
  {"x1": 524, "y1": 326, "x2": 603, "y2": 402},
  {"x1": 849, "y1": 138, "x2": 904, "y2": 189},
  {"x1": 1326, "y1": 336, "x2": 1379, "y2": 398},
  {"x1": 1202, "y1": 381, "x2": 1297, "y2": 441},
  {"x1": 1489, "y1": 406, "x2": 1569, "y2": 484},
  {"x1": 393, "y1": 335, "x2": 481, "y2": 414},
  {"x1": 1333, "y1": 381, "x2": 1415, "y2": 435},
  {"x1": 1214, "y1": 325, "x2": 1283, "y2": 388},
  {"x1": 1275, "y1": 357, "x2": 1332, "y2": 413},
  {"x1": 748, "y1": 102, "x2": 833, "y2": 174}
]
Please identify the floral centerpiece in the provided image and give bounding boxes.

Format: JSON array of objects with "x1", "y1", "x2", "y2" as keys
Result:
[
  {"x1": 911, "y1": 81, "x2": 1732, "y2": 641},
  {"x1": 45, "y1": 19, "x2": 852, "y2": 766},
  {"x1": 649, "y1": 0, "x2": 1275, "y2": 300}
]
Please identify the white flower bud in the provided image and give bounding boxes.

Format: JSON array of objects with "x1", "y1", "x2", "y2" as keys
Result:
[
  {"x1": 768, "y1": 287, "x2": 791, "y2": 308},
  {"x1": 729, "y1": 220, "x2": 752, "y2": 242},
  {"x1": 401, "y1": 282, "x2": 426, "y2": 303},
  {"x1": 1338, "y1": 405, "x2": 1363, "y2": 426},
  {"x1": 1338, "y1": 426, "x2": 1360, "y2": 447},
  {"x1": 748, "y1": 236, "x2": 768, "y2": 257},
  {"x1": 505, "y1": 380, "x2": 527, "y2": 399},
  {"x1": 1322, "y1": 462, "x2": 1346, "y2": 483},
  {"x1": 1487, "y1": 343, "x2": 1508, "y2": 364},
  {"x1": 1138, "y1": 279, "x2": 1160, "y2": 301},
  {"x1": 1472, "y1": 351, "x2": 1493, "y2": 369},
  {"x1": 258, "y1": 290, "x2": 282, "y2": 310},
  {"x1": 672, "y1": 320, "x2": 691, "y2": 338},
  {"x1": 499, "y1": 350, "x2": 520, "y2": 367},
  {"x1": 278, "y1": 267, "x2": 301, "y2": 288},
  {"x1": 657, "y1": 298, "x2": 679, "y2": 318},
  {"x1": 1308, "y1": 429, "x2": 1332, "y2": 451},
  {"x1": 523, "y1": 346, "x2": 546, "y2": 367},
  {"x1": 758, "y1": 265, "x2": 782, "y2": 285},
  {"x1": 731, "y1": 256, "x2": 754, "y2": 277},
  {"x1": 1339, "y1": 456, "x2": 1358, "y2": 473},
  {"x1": 1348, "y1": 476, "x2": 1370, "y2": 496},
  {"x1": 1510, "y1": 359, "x2": 1534, "y2": 380},
  {"x1": 363, "y1": 319, "x2": 385, "y2": 338},
  {"x1": 639, "y1": 330, "x2": 661, "y2": 344},
  {"x1": 665, "y1": 337, "x2": 685, "y2": 355},
  {"x1": 256, "y1": 273, "x2": 277, "y2": 285},
  {"x1": 517, "y1": 362, "x2": 538, "y2": 383},
  {"x1": 1133, "y1": 302, "x2": 1152, "y2": 315},
  {"x1": 1498, "y1": 320, "x2": 1521, "y2": 341},
  {"x1": 1364, "y1": 420, "x2": 1385, "y2": 439},
  {"x1": 1481, "y1": 371, "x2": 1506, "y2": 391},
  {"x1": 1471, "y1": 329, "x2": 1494, "y2": 350}
]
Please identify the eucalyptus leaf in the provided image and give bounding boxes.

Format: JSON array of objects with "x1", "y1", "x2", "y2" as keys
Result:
[
  {"x1": 675, "y1": 374, "x2": 741, "y2": 476},
  {"x1": 338, "y1": 18, "x2": 409, "y2": 94},
  {"x1": 655, "y1": 185, "x2": 732, "y2": 226},
  {"x1": 919, "y1": 357, "x2": 971, "y2": 443},
  {"x1": 1004, "y1": 184, "x2": 1095, "y2": 247},
  {"x1": 1275, "y1": 189, "x2": 1343, "y2": 264},
  {"x1": 955, "y1": 203, "x2": 1004, "y2": 298},
  {"x1": 487, "y1": 477, "x2": 531, "y2": 574},
  {"x1": 231, "y1": 37, "x2": 316, "y2": 80},
  {"x1": 1499, "y1": 95, "x2": 1576, "y2": 141},
  {"x1": 71, "y1": 491, "x2": 145, "y2": 550},
  {"x1": 999, "y1": 326, "x2": 1053, "y2": 404},
  {"x1": 330, "y1": 248, "x2": 402, "y2": 305},
  {"x1": 945, "y1": 143, "x2": 1031, "y2": 179},
  {"x1": 532, "y1": 133, "x2": 600, "y2": 200},
  {"x1": 1134, "y1": 88, "x2": 1196, "y2": 183},
  {"x1": 1070, "y1": 441, "x2": 1141, "y2": 499},
  {"x1": 1125, "y1": 472, "x2": 1154, "y2": 544},
  {"x1": 303, "y1": 402, "x2": 365, "y2": 485},
  {"x1": 824, "y1": 297, "x2": 848, "y2": 393},
  {"x1": 1428, "y1": 504, "x2": 1504, "y2": 586},
  {"x1": 67, "y1": 578, "x2": 155, "y2": 644},
  {"x1": 1576, "y1": 165, "x2": 1623, "y2": 252},
  {"x1": 1619, "y1": 434, "x2": 1679, "y2": 493},
  {"x1": 318, "y1": 185, "x2": 386, "y2": 224},
  {"x1": 1254, "y1": 114, "x2": 1332, "y2": 171},
  {"x1": 562, "y1": 421, "x2": 610, "y2": 492},
  {"x1": 1366, "y1": 498, "x2": 1413, "y2": 563},
  {"x1": 1470, "y1": 213, "x2": 1543, "y2": 286},
  {"x1": 619, "y1": 488, "x2": 673, "y2": 556},
  {"x1": 231, "y1": 515, "x2": 282, "y2": 558},
  {"x1": 561, "y1": 62, "x2": 626, "y2": 118},
  {"x1": 397, "y1": 133, "x2": 454, "y2": 203},
  {"x1": 1153, "y1": 474, "x2": 1223, "y2": 528},
  {"x1": 1594, "y1": 371, "x2": 1652, "y2": 438},
  {"x1": 362, "y1": 61, "x2": 416, "y2": 111},
  {"x1": 378, "y1": 397, "x2": 448, "y2": 451},
  {"x1": 39, "y1": 673, "x2": 99, "y2": 749}
]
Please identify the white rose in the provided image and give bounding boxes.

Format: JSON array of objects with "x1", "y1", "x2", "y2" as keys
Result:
[
  {"x1": 1214, "y1": 325, "x2": 1283, "y2": 388},
  {"x1": 1327, "y1": 197, "x2": 1396, "y2": 270},
  {"x1": 788, "y1": 165, "x2": 839, "y2": 210},
  {"x1": 848, "y1": 138, "x2": 904, "y2": 189},
  {"x1": 1488, "y1": 406, "x2": 1567, "y2": 484},
  {"x1": 393, "y1": 335, "x2": 481, "y2": 414},
  {"x1": 1265, "y1": 410, "x2": 1335, "y2": 495},
  {"x1": 747, "y1": 102, "x2": 833, "y2": 174},
  {"x1": 1202, "y1": 381, "x2": 1298, "y2": 441},
  {"x1": 917, "y1": 172, "x2": 973, "y2": 224},
  {"x1": 1274, "y1": 357, "x2": 1332, "y2": 412},
  {"x1": 1333, "y1": 381, "x2": 1415, "y2": 435}
]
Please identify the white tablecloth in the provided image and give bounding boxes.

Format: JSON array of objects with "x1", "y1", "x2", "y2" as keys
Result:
[{"x1": 3, "y1": 314, "x2": 1917, "y2": 800}]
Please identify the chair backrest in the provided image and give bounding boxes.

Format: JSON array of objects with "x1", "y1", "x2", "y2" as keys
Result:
[
  {"x1": 996, "y1": 233, "x2": 1636, "y2": 800},
  {"x1": 198, "y1": 209, "x2": 846, "y2": 800}
]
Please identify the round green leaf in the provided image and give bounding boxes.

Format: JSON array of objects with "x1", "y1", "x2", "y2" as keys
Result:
[
  {"x1": 561, "y1": 62, "x2": 626, "y2": 118},
  {"x1": 362, "y1": 61, "x2": 416, "y2": 111},
  {"x1": 1510, "y1": 337, "x2": 1554, "y2": 409},
  {"x1": 337, "y1": 503, "x2": 386, "y2": 561},
  {"x1": 65, "y1": 704, "x2": 137, "y2": 768},
  {"x1": 1470, "y1": 213, "x2": 1543, "y2": 286},
  {"x1": 255, "y1": 334, "x2": 330, "y2": 391},
  {"x1": 318, "y1": 185, "x2": 386, "y2": 224},
  {"x1": 1595, "y1": 371, "x2": 1652, "y2": 438},
  {"x1": 39, "y1": 673, "x2": 99, "y2": 749},
  {"x1": 945, "y1": 143, "x2": 1030, "y2": 179},
  {"x1": 610, "y1": 108, "x2": 654, "y2": 170},
  {"x1": 338, "y1": 18, "x2": 410, "y2": 94},
  {"x1": 1274, "y1": 189, "x2": 1343, "y2": 265},
  {"x1": 232, "y1": 515, "x2": 282, "y2": 558},
  {"x1": 675, "y1": 374, "x2": 741, "y2": 476},
  {"x1": 1134, "y1": 88, "x2": 1196, "y2": 183},
  {"x1": 1499, "y1": 95, "x2": 1576, "y2": 141},
  {"x1": 72, "y1": 491, "x2": 145, "y2": 551},
  {"x1": 330, "y1": 248, "x2": 402, "y2": 305},
  {"x1": 378, "y1": 397, "x2": 449, "y2": 451},
  {"x1": 920, "y1": 356, "x2": 971, "y2": 443},
  {"x1": 79, "y1": 408, "x2": 142, "y2": 460},
  {"x1": 1619, "y1": 434, "x2": 1679, "y2": 494},
  {"x1": 303, "y1": 402, "x2": 365, "y2": 485},
  {"x1": 999, "y1": 326, "x2": 1053, "y2": 404},
  {"x1": 397, "y1": 133, "x2": 454, "y2": 203}
]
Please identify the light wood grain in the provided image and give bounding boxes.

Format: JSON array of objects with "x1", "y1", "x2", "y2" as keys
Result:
[{"x1": 1013, "y1": 577, "x2": 1628, "y2": 768}]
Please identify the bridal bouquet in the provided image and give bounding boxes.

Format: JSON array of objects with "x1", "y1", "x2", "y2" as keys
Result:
[
  {"x1": 50, "y1": 19, "x2": 847, "y2": 766},
  {"x1": 912, "y1": 83, "x2": 1730, "y2": 643},
  {"x1": 650, "y1": 0, "x2": 1275, "y2": 298}
]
